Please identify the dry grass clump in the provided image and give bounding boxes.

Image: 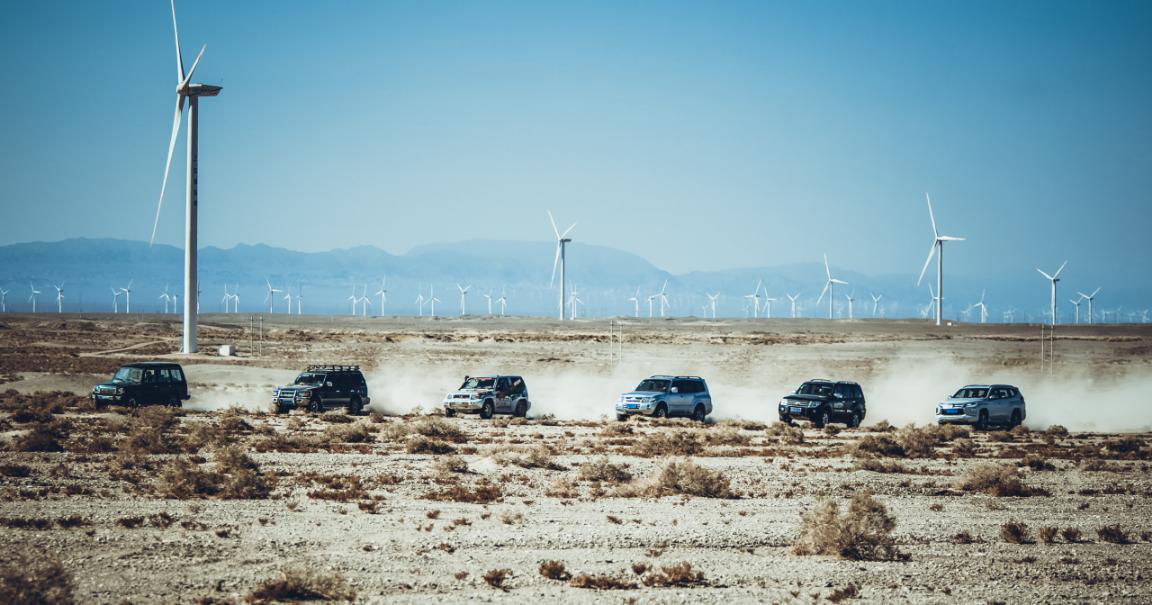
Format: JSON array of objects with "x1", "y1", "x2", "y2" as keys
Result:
[
  {"x1": 987, "y1": 431, "x2": 1014, "y2": 442},
  {"x1": 620, "y1": 460, "x2": 735, "y2": 499},
  {"x1": 1097, "y1": 525, "x2": 1132, "y2": 544},
  {"x1": 1020, "y1": 455, "x2": 1055, "y2": 471},
  {"x1": 539, "y1": 560, "x2": 571, "y2": 581},
  {"x1": 853, "y1": 458, "x2": 910, "y2": 474},
  {"x1": 852, "y1": 434, "x2": 905, "y2": 458},
  {"x1": 1045, "y1": 425, "x2": 1069, "y2": 437},
  {"x1": 955, "y1": 464, "x2": 1044, "y2": 497},
  {"x1": 704, "y1": 427, "x2": 751, "y2": 446},
  {"x1": 578, "y1": 457, "x2": 632, "y2": 483},
  {"x1": 855, "y1": 424, "x2": 969, "y2": 460},
  {"x1": 324, "y1": 422, "x2": 374, "y2": 444},
  {"x1": 11, "y1": 418, "x2": 72, "y2": 453},
  {"x1": 950, "y1": 439, "x2": 977, "y2": 457},
  {"x1": 1039, "y1": 526, "x2": 1059, "y2": 544},
  {"x1": 156, "y1": 446, "x2": 276, "y2": 499},
  {"x1": 494, "y1": 446, "x2": 565, "y2": 470},
  {"x1": 406, "y1": 435, "x2": 455, "y2": 455},
  {"x1": 385, "y1": 417, "x2": 467, "y2": 444},
  {"x1": 483, "y1": 569, "x2": 511, "y2": 590},
  {"x1": 791, "y1": 492, "x2": 904, "y2": 561},
  {"x1": 569, "y1": 572, "x2": 638, "y2": 590},
  {"x1": 246, "y1": 565, "x2": 354, "y2": 602},
  {"x1": 641, "y1": 562, "x2": 707, "y2": 587},
  {"x1": 1061, "y1": 527, "x2": 1084, "y2": 543},
  {"x1": 0, "y1": 551, "x2": 75, "y2": 605},
  {"x1": 0, "y1": 464, "x2": 32, "y2": 478},
  {"x1": 629, "y1": 431, "x2": 704, "y2": 457},
  {"x1": 433, "y1": 455, "x2": 470, "y2": 475},
  {"x1": 765, "y1": 422, "x2": 805, "y2": 444},
  {"x1": 827, "y1": 584, "x2": 861, "y2": 603},
  {"x1": 424, "y1": 479, "x2": 503, "y2": 504},
  {"x1": 1000, "y1": 521, "x2": 1032, "y2": 544}
]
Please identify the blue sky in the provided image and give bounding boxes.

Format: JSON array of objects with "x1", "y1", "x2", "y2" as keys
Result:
[{"x1": 1, "y1": 0, "x2": 1150, "y2": 286}]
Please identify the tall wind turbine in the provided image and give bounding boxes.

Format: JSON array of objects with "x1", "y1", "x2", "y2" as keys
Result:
[
  {"x1": 122, "y1": 280, "x2": 134, "y2": 313},
  {"x1": 295, "y1": 285, "x2": 302, "y2": 315},
  {"x1": 282, "y1": 288, "x2": 293, "y2": 316},
  {"x1": 816, "y1": 254, "x2": 848, "y2": 320},
  {"x1": 159, "y1": 285, "x2": 172, "y2": 313},
  {"x1": 357, "y1": 287, "x2": 371, "y2": 317},
  {"x1": 220, "y1": 285, "x2": 231, "y2": 313},
  {"x1": 265, "y1": 280, "x2": 282, "y2": 314},
  {"x1": 970, "y1": 290, "x2": 988, "y2": 324},
  {"x1": 28, "y1": 285, "x2": 40, "y2": 313},
  {"x1": 54, "y1": 283, "x2": 65, "y2": 313},
  {"x1": 149, "y1": 0, "x2": 222, "y2": 353},
  {"x1": 456, "y1": 284, "x2": 470, "y2": 316},
  {"x1": 415, "y1": 291, "x2": 426, "y2": 317},
  {"x1": 483, "y1": 291, "x2": 493, "y2": 316},
  {"x1": 1069, "y1": 295, "x2": 1084, "y2": 324},
  {"x1": 787, "y1": 293, "x2": 800, "y2": 319},
  {"x1": 628, "y1": 287, "x2": 641, "y2": 318},
  {"x1": 568, "y1": 285, "x2": 583, "y2": 320},
  {"x1": 745, "y1": 280, "x2": 763, "y2": 319},
  {"x1": 375, "y1": 278, "x2": 388, "y2": 316},
  {"x1": 548, "y1": 210, "x2": 576, "y2": 321},
  {"x1": 0, "y1": 288, "x2": 8, "y2": 313},
  {"x1": 1036, "y1": 261, "x2": 1067, "y2": 326},
  {"x1": 429, "y1": 286, "x2": 440, "y2": 318},
  {"x1": 656, "y1": 280, "x2": 670, "y2": 317},
  {"x1": 497, "y1": 288, "x2": 508, "y2": 317},
  {"x1": 870, "y1": 293, "x2": 883, "y2": 318},
  {"x1": 844, "y1": 291, "x2": 855, "y2": 319},
  {"x1": 916, "y1": 193, "x2": 965, "y2": 326},
  {"x1": 762, "y1": 293, "x2": 776, "y2": 319},
  {"x1": 1077, "y1": 288, "x2": 1100, "y2": 325},
  {"x1": 347, "y1": 286, "x2": 358, "y2": 316},
  {"x1": 231, "y1": 284, "x2": 239, "y2": 313},
  {"x1": 706, "y1": 293, "x2": 720, "y2": 319}
]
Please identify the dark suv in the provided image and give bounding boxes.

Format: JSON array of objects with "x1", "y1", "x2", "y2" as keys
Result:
[
  {"x1": 273, "y1": 365, "x2": 371, "y2": 414},
  {"x1": 779, "y1": 379, "x2": 866, "y2": 428},
  {"x1": 91, "y1": 362, "x2": 190, "y2": 408}
]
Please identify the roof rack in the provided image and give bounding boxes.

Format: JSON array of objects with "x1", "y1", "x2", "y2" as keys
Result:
[{"x1": 306, "y1": 365, "x2": 360, "y2": 372}]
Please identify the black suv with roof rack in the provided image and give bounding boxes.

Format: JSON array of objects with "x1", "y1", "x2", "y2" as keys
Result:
[
  {"x1": 90, "y1": 362, "x2": 190, "y2": 408},
  {"x1": 273, "y1": 365, "x2": 370, "y2": 415},
  {"x1": 779, "y1": 379, "x2": 866, "y2": 428}
]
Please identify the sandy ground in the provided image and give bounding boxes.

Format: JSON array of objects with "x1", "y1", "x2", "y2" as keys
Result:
[{"x1": 1, "y1": 314, "x2": 1151, "y2": 603}]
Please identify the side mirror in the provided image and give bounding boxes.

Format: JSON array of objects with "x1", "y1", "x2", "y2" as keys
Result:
[
  {"x1": 326, "y1": 381, "x2": 333, "y2": 387},
  {"x1": 670, "y1": 387, "x2": 679, "y2": 394}
]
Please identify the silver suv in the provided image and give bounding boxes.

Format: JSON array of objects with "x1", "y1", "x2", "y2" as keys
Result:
[
  {"x1": 616, "y1": 375, "x2": 712, "y2": 422},
  {"x1": 442, "y1": 375, "x2": 531, "y2": 419},
  {"x1": 936, "y1": 384, "x2": 1026, "y2": 429}
]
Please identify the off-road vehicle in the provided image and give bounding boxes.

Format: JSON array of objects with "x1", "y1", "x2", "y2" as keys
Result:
[
  {"x1": 936, "y1": 384, "x2": 1026, "y2": 429},
  {"x1": 273, "y1": 365, "x2": 370, "y2": 415},
  {"x1": 90, "y1": 362, "x2": 189, "y2": 408},
  {"x1": 442, "y1": 375, "x2": 531, "y2": 419},
  {"x1": 616, "y1": 375, "x2": 713, "y2": 421},
  {"x1": 779, "y1": 379, "x2": 866, "y2": 428}
]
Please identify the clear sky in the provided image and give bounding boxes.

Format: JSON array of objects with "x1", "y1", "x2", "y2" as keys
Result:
[{"x1": 2, "y1": 0, "x2": 1150, "y2": 284}]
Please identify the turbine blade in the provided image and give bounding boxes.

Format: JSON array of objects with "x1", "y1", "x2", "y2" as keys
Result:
[
  {"x1": 170, "y1": 0, "x2": 184, "y2": 82},
  {"x1": 549, "y1": 243, "x2": 561, "y2": 286},
  {"x1": 832, "y1": 279, "x2": 848, "y2": 285},
  {"x1": 179, "y1": 44, "x2": 206, "y2": 90},
  {"x1": 823, "y1": 254, "x2": 831, "y2": 280},
  {"x1": 925, "y1": 193, "x2": 939, "y2": 238},
  {"x1": 547, "y1": 210, "x2": 560, "y2": 238},
  {"x1": 149, "y1": 95, "x2": 185, "y2": 246},
  {"x1": 1036, "y1": 268, "x2": 1054, "y2": 280},
  {"x1": 916, "y1": 241, "x2": 937, "y2": 286},
  {"x1": 938, "y1": 235, "x2": 965, "y2": 241},
  {"x1": 816, "y1": 282, "x2": 829, "y2": 305},
  {"x1": 1090, "y1": 287, "x2": 1101, "y2": 297},
  {"x1": 1053, "y1": 260, "x2": 1067, "y2": 279}
]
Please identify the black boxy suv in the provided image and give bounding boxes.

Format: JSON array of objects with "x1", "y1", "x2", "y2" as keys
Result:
[
  {"x1": 273, "y1": 365, "x2": 371, "y2": 414},
  {"x1": 91, "y1": 362, "x2": 190, "y2": 408},
  {"x1": 779, "y1": 379, "x2": 866, "y2": 428}
]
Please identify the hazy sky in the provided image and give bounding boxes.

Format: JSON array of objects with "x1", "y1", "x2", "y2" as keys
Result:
[{"x1": 2, "y1": 0, "x2": 1150, "y2": 282}]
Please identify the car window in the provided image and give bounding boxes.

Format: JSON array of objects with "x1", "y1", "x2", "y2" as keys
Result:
[
  {"x1": 833, "y1": 384, "x2": 848, "y2": 398},
  {"x1": 672, "y1": 380, "x2": 694, "y2": 393},
  {"x1": 636, "y1": 379, "x2": 669, "y2": 392},
  {"x1": 953, "y1": 387, "x2": 989, "y2": 399},
  {"x1": 113, "y1": 367, "x2": 142, "y2": 384},
  {"x1": 159, "y1": 369, "x2": 173, "y2": 383},
  {"x1": 462, "y1": 377, "x2": 495, "y2": 389},
  {"x1": 171, "y1": 368, "x2": 184, "y2": 382},
  {"x1": 853, "y1": 385, "x2": 863, "y2": 399},
  {"x1": 797, "y1": 382, "x2": 833, "y2": 396}
]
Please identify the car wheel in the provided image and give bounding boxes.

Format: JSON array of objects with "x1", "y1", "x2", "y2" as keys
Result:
[
  {"x1": 443, "y1": 407, "x2": 455, "y2": 418},
  {"x1": 308, "y1": 397, "x2": 323, "y2": 413},
  {"x1": 347, "y1": 396, "x2": 363, "y2": 416},
  {"x1": 691, "y1": 404, "x2": 706, "y2": 422},
  {"x1": 616, "y1": 414, "x2": 629, "y2": 422},
  {"x1": 1010, "y1": 409, "x2": 1021, "y2": 428},
  {"x1": 480, "y1": 400, "x2": 494, "y2": 420},
  {"x1": 126, "y1": 397, "x2": 140, "y2": 409},
  {"x1": 848, "y1": 413, "x2": 861, "y2": 428},
  {"x1": 514, "y1": 401, "x2": 527, "y2": 418},
  {"x1": 166, "y1": 395, "x2": 181, "y2": 408},
  {"x1": 814, "y1": 410, "x2": 829, "y2": 428},
  {"x1": 275, "y1": 405, "x2": 291, "y2": 415},
  {"x1": 975, "y1": 410, "x2": 989, "y2": 431},
  {"x1": 652, "y1": 404, "x2": 668, "y2": 419}
]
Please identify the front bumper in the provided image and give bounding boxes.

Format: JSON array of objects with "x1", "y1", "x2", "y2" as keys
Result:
[
  {"x1": 615, "y1": 401, "x2": 657, "y2": 416},
  {"x1": 936, "y1": 407, "x2": 978, "y2": 424},
  {"x1": 91, "y1": 392, "x2": 123, "y2": 404},
  {"x1": 444, "y1": 399, "x2": 483, "y2": 412}
]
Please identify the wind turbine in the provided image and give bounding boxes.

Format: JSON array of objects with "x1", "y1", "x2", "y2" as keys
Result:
[
  {"x1": 745, "y1": 280, "x2": 763, "y2": 319},
  {"x1": 924, "y1": 283, "x2": 938, "y2": 319},
  {"x1": 870, "y1": 293, "x2": 883, "y2": 318},
  {"x1": 295, "y1": 285, "x2": 302, "y2": 315},
  {"x1": 374, "y1": 278, "x2": 388, "y2": 316},
  {"x1": 429, "y1": 286, "x2": 440, "y2": 318},
  {"x1": 149, "y1": 0, "x2": 222, "y2": 354},
  {"x1": 282, "y1": 288, "x2": 293, "y2": 316},
  {"x1": 497, "y1": 288, "x2": 508, "y2": 317},
  {"x1": 173, "y1": 292, "x2": 179, "y2": 312},
  {"x1": 456, "y1": 284, "x2": 470, "y2": 316},
  {"x1": 346, "y1": 286, "x2": 358, "y2": 316},
  {"x1": 548, "y1": 210, "x2": 576, "y2": 321},
  {"x1": 647, "y1": 291, "x2": 657, "y2": 318},
  {"x1": 706, "y1": 293, "x2": 720, "y2": 319},
  {"x1": 1069, "y1": 295, "x2": 1084, "y2": 325},
  {"x1": 762, "y1": 292, "x2": 777, "y2": 319},
  {"x1": 54, "y1": 283, "x2": 65, "y2": 313},
  {"x1": 159, "y1": 285, "x2": 172, "y2": 314},
  {"x1": 415, "y1": 291, "x2": 426, "y2": 317},
  {"x1": 844, "y1": 291, "x2": 855, "y2": 319},
  {"x1": 221, "y1": 286, "x2": 231, "y2": 313},
  {"x1": 357, "y1": 287, "x2": 371, "y2": 317},
  {"x1": 568, "y1": 285, "x2": 583, "y2": 319},
  {"x1": 122, "y1": 280, "x2": 133, "y2": 313},
  {"x1": 816, "y1": 254, "x2": 848, "y2": 320},
  {"x1": 1077, "y1": 288, "x2": 1100, "y2": 325},
  {"x1": 483, "y1": 291, "x2": 493, "y2": 316},
  {"x1": 628, "y1": 287, "x2": 641, "y2": 318},
  {"x1": 0, "y1": 288, "x2": 8, "y2": 313},
  {"x1": 28, "y1": 285, "x2": 40, "y2": 313},
  {"x1": 1036, "y1": 261, "x2": 1067, "y2": 326},
  {"x1": 265, "y1": 280, "x2": 282, "y2": 314},
  {"x1": 970, "y1": 290, "x2": 988, "y2": 324},
  {"x1": 916, "y1": 193, "x2": 965, "y2": 326},
  {"x1": 784, "y1": 293, "x2": 799, "y2": 319},
  {"x1": 231, "y1": 284, "x2": 239, "y2": 313},
  {"x1": 656, "y1": 280, "x2": 670, "y2": 317}
]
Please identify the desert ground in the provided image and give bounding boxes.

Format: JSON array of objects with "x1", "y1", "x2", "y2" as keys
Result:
[{"x1": 1, "y1": 314, "x2": 1151, "y2": 603}]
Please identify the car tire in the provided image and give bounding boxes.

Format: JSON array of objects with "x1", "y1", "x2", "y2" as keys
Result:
[
  {"x1": 975, "y1": 410, "x2": 989, "y2": 431},
  {"x1": 514, "y1": 401, "x2": 527, "y2": 418},
  {"x1": 308, "y1": 397, "x2": 323, "y2": 414},
  {"x1": 166, "y1": 395, "x2": 181, "y2": 408},
  {"x1": 814, "y1": 410, "x2": 829, "y2": 428},
  {"x1": 480, "y1": 400, "x2": 494, "y2": 420},
  {"x1": 276, "y1": 405, "x2": 291, "y2": 415},
  {"x1": 691, "y1": 404, "x2": 706, "y2": 422},
  {"x1": 616, "y1": 414, "x2": 629, "y2": 422},
  {"x1": 652, "y1": 404, "x2": 668, "y2": 419},
  {"x1": 127, "y1": 397, "x2": 140, "y2": 409},
  {"x1": 1010, "y1": 409, "x2": 1021, "y2": 428},
  {"x1": 444, "y1": 408, "x2": 455, "y2": 418},
  {"x1": 848, "y1": 413, "x2": 861, "y2": 428},
  {"x1": 348, "y1": 396, "x2": 363, "y2": 416}
]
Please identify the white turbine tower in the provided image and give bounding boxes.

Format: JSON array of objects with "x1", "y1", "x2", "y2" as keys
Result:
[
  {"x1": 483, "y1": 291, "x2": 493, "y2": 316},
  {"x1": 970, "y1": 290, "x2": 988, "y2": 324},
  {"x1": 265, "y1": 280, "x2": 282, "y2": 314},
  {"x1": 745, "y1": 280, "x2": 763, "y2": 319},
  {"x1": 706, "y1": 293, "x2": 720, "y2": 319},
  {"x1": 628, "y1": 287, "x2": 641, "y2": 318},
  {"x1": 122, "y1": 280, "x2": 134, "y2": 313},
  {"x1": 787, "y1": 293, "x2": 800, "y2": 319},
  {"x1": 916, "y1": 193, "x2": 965, "y2": 326},
  {"x1": 415, "y1": 292, "x2": 426, "y2": 317},
  {"x1": 762, "y1": 292, "x2": 776, "y2": 319},
  {"x1": 1036, "y1": 261, "x2": 1067, "y2": 326},
  {"x1": 1070, "y1": 295, "x2": 1084, "y2": 324},
  {"x1": 647, "y1": 291, "x2": 657, "y2": 318},
  {"x1": 497, "y1": 289, "x2": 508, "y2": 317},
  {"x1": 923, "y1": 283, "x2": 939, "y2": 319},
  {"x1": 282, "y1": 288, "x2": 293, "y2": 316},
  {"x1": 295, "y1": 285, "x2": 302, "y2": 316},
  {"x1": 456, "y1": 284, "x2": 470, "y2": 316},
  {"x1": 357, "y1": 287, "x2": 371, "y2": 317},
  {"x1": 548, "y1": 210, "x2": 576, "y2": 321},
  {"x1": 54, "y1": 283, "x2": 65, "y2": 313},
  {"x1": 346, "y1": 286, "x2": 358, "y2": 316},
  {"x1": 0, "y1": 288, "x2": 8, "y2": 313},
  {"x1": 816, "y1": 254, "x2": 848, "y2": 320},
  {"x1": 231, "y1": 284, "x2": 239, "y2": 313},
  {"x1": 1077, "y1": 288, "x2": 1100, "y2": 325},
  {"x1": 429, "y1": 286, "x2": 440, "y2": 318},
  {"x1": 870, "y1": 293, "x2": 883, "y2": 318},
  {"x1": 656, "y1": 280, "x2": 670, "y2": 317},
  {"x1": 28, "y1": 285, "x2": 40, "y2": 313},
  {"x1": 149, "y1": 0, "x2": 222, "y2": 354},
  {"x1": 844, "y1": 291, "x2": 855, "y2": 319},
  {"x1": 374, "y1": 278, "x2": 388, "y2": 316},
  {"x1": 568, "y1": 285, "x2": 584, "y2": 319},
  {"x1": 221, "y1": 286, "x2": 231, "y2": 313},
  {"x1": 159, "y1": 285, "x2": 172, "y2": 313}
]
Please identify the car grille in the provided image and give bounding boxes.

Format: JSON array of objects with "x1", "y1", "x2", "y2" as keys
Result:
[
  {"x1": 622, "y1": 396, "x2": 646, "y2": 403},
  {"x1": 452, "y1": 394, "x2": 472, "y2": 400},
  {"x1": 276, "y1": 387, "x2": 300, "y2": 399},
  {"x1": 97, "y1": 386, "x2": 117, "y2": 395}
]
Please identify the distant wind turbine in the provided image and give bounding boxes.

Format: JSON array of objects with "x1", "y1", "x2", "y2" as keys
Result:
[
  {"x1": 870, "y1": 293, "x2": 883, "y2": 318},
  {"x1": 762, "y1": 292, "x2": 777, "y2": 319},
  {"x1": 122, "y1": 280, "x2": 133, "y2": 313},
  {"x1": 456, "y1": 284, "x2": 470, "y2": 316},
  {"x1": 656, "y1": 280, "x2": 669, "y2": 317},
  {"x1": 429, "y1": 286, "x2": 440, "y2": 318},
  {"x1": 970, "y1": 290, "x2": 988, "y2": 324},
  {"x1": 346, "y1": 286, "x2": 358, "y2": 316},
  {"x1": 1069, "y1": 295, "x2": 1084, "y2": 325},
  {"x1": 787, "y1": 293, "x2": 800, "y2": 319},
  {"x1": 483, "y1": 291, "x2": 493, "y2": 316},
  {"x1": 357, "y1": 287, "x2": 371, "y2": 317},
  {"x1": 54, "y1": 283, "x2": 65, "y2": 313},
  {"x1": 916, "y1": 193, "x2": 965, "y2": 326},
  {"x1": 0, "y1": 288, "x2": 8, "y2": 313},
  {"x1": 627, "y1": 287, "x2": 641, "y2": 318},
  {"x1": 415, "y1": 291, "x2": 426, "y2": 317},
  {"x1": 1036, "y1": 261, "x2": 1067, "y2": 326},
  {"x1": 816, "y1": 254, "x2": 848, "y2": 320},
  {"x1": 28, "y1": 284, "x2": 40, "y2": 313},
  {"x1": 706, "y1": 292, "x2": 720, "y2": 319},
  {"x1": 265, "y1": 279, "x2": 283, "y2": 314},
  {"x1": 497, "y1": 288, "x2": 508, "y2": 317},
  {"x1": 844, "y1": 291, "x2": 855, "y2": 319},
  {"x1": 375, "y1": 278, "x2": 388, "y2": 316},
  {"x1": 745, "y1": 280, "x2": 763, "y2": 319},
  {"x1": 159, "y1": 285, "x2": 172, "y2": 314},
  {"x1": 1077, "y1": 287, "x2": 1100, "y2": 325},
  {"x1": 548, "y1": 210, "x2": 576, "y2": 321}
]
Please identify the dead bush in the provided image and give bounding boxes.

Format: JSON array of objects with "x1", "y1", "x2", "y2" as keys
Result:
[
  {"x1": 1000, "y1": 521, "x2": 1032, "y2": 544},
  {"x1": 705, "y1": 427, "x2": 751, "y2": 446},
  {"x1": 1061, "y1": 527, "x2": 1083, "y2": 543},
  {"x1": 641, "y1": 562, "x2": 707, "y2": 587},
  {"x1": 1046, "y1": 425, "x2": 1069, "y2": 437},
  {"x1": 0, "y1": 551, "x2": 75, "y2": 605},
  {"x1": 494, "y1": 446, "x2": 564, "y2": 470},
  {"x1": 1097, "y1": 525, "x2": 1131, "y2": 544},
  {"x1": 853, "y1": 434, "x2": 904, "y2": 458},
  {"x1": 0, "y1": 464, "x2": 31, "y2": 478},
  {"x1": 629, "y1": 431, "x2": 704, "y2": 457},
  {"x1": 433, "y1": 455, "x2": 470, "y2": 475},
  {"x1": 1020, "y1": 456, "x2": 1055, "y2": 471},
  {"x1": 246, "y1": 565, "x2": 354, "y2": 602},
  {"x1": 951, "y1": 439, "x2": 977, "y2": 457},
  {"x1": 325, "y1": 422, "x2": 373, "y2": 444},
  {"x1": 483, "y1": 569, "x2": 511, "y2": 590},
  {"x1": 424, "y1": 480, "x2": 503, "y2": 504},
  {"x1": 951, "y1": 531, "x2": 976, "y2": 544},
  {"x1": 385, "y1": 417, "x2": 467, "y2": 444},
  {"x1": 955, "y1": 464, "x2": 1044, "y2": 497},
  {"x1": 406, "y1": 435, "x2": 455, "y2": 455},
  {"x1": 791, "y1": 492, "x2": 904, "y2": 561},
  {"x1": 987, "y1": 431, "x2": 1014, "y2": 442},
  {"x1": 827, "y1": 584, "x2": 860, "y2": 603},
  {"x1": 632, "y1": 460, "x2": 735, "y2": 499},
  {"x1": 11, "y1": 419, "x2": 71, "y2": 453},
  {"x1": 853, "y1": 458, "x2": 909, "y2": 474},
  {"x1": 569, "y1": 572, "x2": 637, "y2": 590},
  {"x1": 823, "y1": 425, "x2": 843, "y2": 437},
  {"x1": 539, "y1": 560, "x2": 570, "y2": 581},
  {"x1": 1104, "y1": 437, "x2": 1144, "y2": 454},
  {"x1": 578, "y1": 457, "x2": 632, "y2": 483},
  {"x1": 1039, "y1": 527, "x2": 1059, "y2": 544},
  {"x1": 765, "y1": 422, "x2": 805, "y2": 444},
  {"x1": 156, "y1": 446, "x2": 275, "y2": 500},
  {"x1": 864, "y1": 420, "x2": 894, "y2": 432}
]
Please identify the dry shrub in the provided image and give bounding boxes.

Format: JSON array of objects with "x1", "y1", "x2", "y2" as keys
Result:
[
  {"x1": 791, "y1": 492, "x2": 904, "y2": 561},
  {"x1": 1046, "y1": 425, "x2": 1069, "y2": 437},
  {"x1": 951, "y1": 439, "x2": 977, "y2": 458},
  {"x1": 1000, "y1": 521, "x2": 1032, "y2": 544},
  {"x1": 483, "y1": 569, "x2": 511, "y2": 590},
  {"x1": 624, "y1": 460, "x2": 735, "y2": 499},
  {"x1": 766, "y1": 422, "x2": 805, "y2": 444},
  {"x1": 1097, "y1": 525, "x2": 1131, "y2": 544},
  {"x1": 853, "y1": 458, "x2": 909, "y2": 474},
  {"x1": 494, "y1": 446, "x2": 564, "y2": 470},
  {"x1": 11, "y1": 419, "x2": 71, "y2": 453},
  {"x1": 629, "y1": 431, "x2": 703, "y2": 457},
  {"x1": 578, "y1": 457, "x2": 632, "y2": 483},
  {"x1": 0, "y1": 551, "x2": 75, "y2": 605},
  {"x1": 325, "y1": 422, "x2": 373, "y2": 444},
  {"x1": 951, "y1": 531, "x2": 976, "y2": 544},
  {"x1": 157, "y1": 446, "x2": 275, "y2": 500},
  {"x1": 955, "y1": 464, "x2": 1044, "y2": 497},
  {"x1": 246, "y1": 565, "x2": 354, "y2": 602},
  {"x1": 1039, "y1": 527, "x2": 1059, "y2": 544},
  {"x1": 641, "y1": 562, "x2": 707, "y2": 587},
  {"x1": 1020, "y1": 456, "x2": 1055, "y2": 471},
  {"x1": 385, "y1": 417, "x2": 467, "y2": 444},
  {"x1": 600, "y1": 423, "x2": 633, "y2": 436},
  {"x1": 827, "y1": 584, "x2": 860, "y2": 603},
  {"x1": 539, "y1": 560, "x2": 570, "y2": 581},
  {"x1": 630, "y1": 562, "x2": 649, "y2": 575},
  {"x1": 433, "y1": 455, "x2": 470, "y2": 475},
  {"x1": 406, "y1": 435, "x2": 455, "y2": 455},
  {"x1": 823, "y1": 425, "x2": 843, "y2": 437},
  {"x1": 705, "y1": 427, "x2": 751, "y2": 446},
  {"x1": 424, "y1": 480, "x2": 503, "y2": 504},
  {"x1": 1104, "y1": 437, "x2": 1144, "y2": 454},
  {"x1": 545, "y1": 478, "x2": 580, "y2": 499},
  {"x1": 0, "y1": 464, "x2": 31, "y2": 478},
  {"x1": 987, "y1": 431, "x2": 1014, "y2": 443},
  {"x1": 853, "y1": 434, "x2": 904, "y2": 458},
  {"x1": 569, "y1": 572, "x2": 637, "y2": 590},
  {"x1": 1061, "y1": 527, "x2": 1083, "y2": 543}
]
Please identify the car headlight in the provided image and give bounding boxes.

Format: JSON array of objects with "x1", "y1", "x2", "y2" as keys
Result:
[
  {"x1": 964, "y1": 402, "x2": 979, "y2": 408},
  {"x1": 833, "y1": 402, "x2": 844, "y2": 409},
  {"x1": 115, "y1": 387, "x2": 124, "y2": 395}
]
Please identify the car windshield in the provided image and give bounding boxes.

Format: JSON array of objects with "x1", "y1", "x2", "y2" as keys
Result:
[
  {"x1": 952, "y1": 387, "x2": 989, "y2": 399},
  {"x1": 797, "y1": 382, "x2": 834, "y2": 396},
  {"x1": 635, "y1": 379, "x2": 669, "y2": 392},
  {"x1": 461, "y1": 377, "x2": 495, "y2": 390},
  {"x1": 294, "y1": 373, "x2": 325, "y2": 386},
  {"x1": 112, "y1": 367, "x2": 143, "y2": 384}
]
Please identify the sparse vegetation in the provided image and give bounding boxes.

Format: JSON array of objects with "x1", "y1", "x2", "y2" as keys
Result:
[
  {"x1": 483, "y1": 568, "x2": 511, "y2": 590},
  {"x1": 1000, "y1": 521, "x2": 1032, "y2": 544},
  {"x1": 1097, "y1": 525, "x2": 1131, "y2": 544},
  {"x1": 791, "y1": 492, "x2": 904, "y2": 561},
  {"x1": 1061, "y1": 527, "x2": 1084, "y2": 543},
  {"x1": 246, "y1": 565, "x2": 354, "y2": 602},
  {"x1": 578, "y1": 457, "x2": 632, "y2": 483},
  {"x1": 0, "y1": 551, "x2": 76, "y2": 605},
  {"x1": 539, "y1": 560, "x2": 570, "y2": 581},
  {"x1": 1039, "y1": 527, "x2": 1058, "y2": 544},
  {"x1": 641, "y1": 562, "x2": 707, "y2": 587},
  {"x1": 766, "y1": 422, "x2": 805, "y2": 444},
  {"x1": 620, "y1": 459, "x2": 736, "y2": 499},
  {"x1": 569, "y1": 572, "x2": 638, "y2": 590},
  {"x1": 629, "y1": 431, "x2": 704, "y2": 457},
  {"x1": 424, "y1": 480, "x2": 503, "y2": 504},
  {"x1": 494, "y1": 445, "x2": 564, "y2": 470},
  {"x1": 956, "y1": 464, "x2": 1044, "y2": 497}
]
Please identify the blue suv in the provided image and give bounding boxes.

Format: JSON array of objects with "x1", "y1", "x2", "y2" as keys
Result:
[{"x1": 616, "y1": 375, "x2": 712, "y2": 422}]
